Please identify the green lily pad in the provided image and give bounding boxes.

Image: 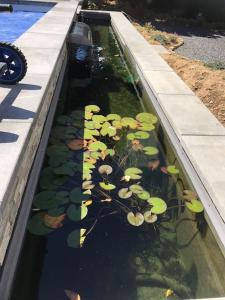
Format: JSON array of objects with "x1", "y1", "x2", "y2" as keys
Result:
[
  {"x1": 90, "y1": 151, "x2": 102, "y2": 159},
  {"x1": 83, "y1": 173, "x2": 92, "y2": 181},
  {"x1": 112, "y1": 120, "x2": 123, "y2": 129},
  {"x1": 28, "y1": 213, "x2": 54, "y2": 235},
  {"x1": 85, "y1": 111, "x2": 93, "y2": 120},
  {"x1": 48, "y1": 207, "x2": 66, "y2": 217},
  {"x1": 85, "y1": 120, "x2": 101, "y2": 130},
  {"x1": 53, "y1": 162, "x2": 77, "y2": 176},
  {"x1": 129, "y1": 184, "x2": 144, "y2": 194},
  {"x1": 138, "y1": 123, "x2": 155, "y2": 131},
  {"x1": 46, "y1": 145, "x2": 69, "y2": 157},
  {"x1": 88, "y1": 141, "x2": 107, "y2": 151},
  {"x1": 127, "y1": 212, "x2": 144, "y2": 226},
  {"x1": 137, "y1": 191, "x2": 150, "y2": 200},
  {"x1": 127, "y1": 133, "x2": 136, "y2": 140},
  {"x1": 70, "y1": 188, "x2": 89, "y2": 203},
  {"x1": 92, "y1": 115, "x2": 106, "y2": 123},
  {"x1": 118, "y1": 188, "x2": 133, "y2": 199},
  {"x1": 67, "y1": 204, "x2": 88, "y2": 221},
  {"x1": 39, "y1": 168, "x2": 56, "y2": 190},
  {"x1": 106, "y1": 114, "x2": 121, "y2": 121},
  {"x1": 144, "y1": 211, "x2": 158, "y2": 223},
  {"x1": 67, "y1": 229, "x2": 85, "y2": 248},
  {"x1": 136, "y1": 112, "x2": 158, "y2": 124},
  {"x1": 148, "y1": 197, "x2": 167, "y2": 214},
  {"x1": 84, "y1": 129, "x2": 99, "y2": 140},
  {"x1": 99, "y1": 182, "x2": 116, "y2": 190},
  {"x1": 186, "y1": 199, "x2": 204, "y2": 213},
  {"x1": 127, "y1": 131, "x2": 150, "y2": 140},
  {"x1": 55, "y1": 191, "x2": 69, "y2": 205},
  {"x1": 85, "y1": 105, "x2": 100, "y2": 113},
  {"x1": 33, "y1": 191, "x2": 58, "y2": 209},
  {"x1": 143, "y1": 146, "x2": 159, "y2": 156},
  {"x1": 100, "y1": 122, "x2": 117, "y2": 137},
  {"x1": 105, "y1": 149, "x2": 115, "y2": 157},
  {"x1": 57, "y1": 115, "x2": 72, "y2": 125},
  {"x1": 167, "y1": 165, "x2": 179, "y2": 175},
  {"x1": 121, "y1": 117, "x2": 138, "y2": 129},
  {"x1": 70, "y1": 110, "x2": 84, "y2": 121},
  {"x1": 125, "y1": 168, "x2": 143, "y2": 180}
]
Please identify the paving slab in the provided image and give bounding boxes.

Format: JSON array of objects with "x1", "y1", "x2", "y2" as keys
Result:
[
  {"x1": 144, "y1": 70, "x2": 195, "y2": 95},
  {"x1": 181, "y1": 135, "x2": 225, "y2": 222},
  {"x1": 151, "y1": 45, "x2": 169, "y2": 54},
  {"x1": 135, "y1": 54, "x2": 173, "y2": 71},
  {"x1": 0, "y1": 74, "x2": 49, "y2": 122},
  {"x1": 15, "y1": 32, "x2": 66, "y2": 49},
  {"x1": 157, "y1": 94, "x2": 225, "y2": 136}
]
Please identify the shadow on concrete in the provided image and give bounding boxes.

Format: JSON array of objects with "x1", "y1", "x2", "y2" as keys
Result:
[{"x1": 0, "y1": 131, "x2": 18, "y2": 143}]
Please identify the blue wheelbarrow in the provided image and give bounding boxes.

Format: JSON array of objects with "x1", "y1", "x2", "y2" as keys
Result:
[{"x1": 0, "y1": 4, "x2": 27, "y2": 84}]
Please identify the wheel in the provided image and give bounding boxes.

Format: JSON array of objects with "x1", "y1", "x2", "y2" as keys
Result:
[{"x1": 0, "y1": 42, "x2": 27, "y2": 85}]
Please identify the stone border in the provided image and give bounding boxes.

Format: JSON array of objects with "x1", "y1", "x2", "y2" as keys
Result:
[
  {"x1": 0, "y1": 0, "x2": 80, "y2": 265},
  {"x1": 82, "y1": 10, "x2": 225, "y2": 258}
]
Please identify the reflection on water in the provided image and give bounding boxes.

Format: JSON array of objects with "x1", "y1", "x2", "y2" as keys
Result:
[{"x1": 10, "y1": 23, "x2": 225, "y2": 300}]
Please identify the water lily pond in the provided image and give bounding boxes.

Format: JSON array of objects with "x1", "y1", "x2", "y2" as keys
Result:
[{"x1": 10, "y1": 23, "x2": 225, "y2": 300}]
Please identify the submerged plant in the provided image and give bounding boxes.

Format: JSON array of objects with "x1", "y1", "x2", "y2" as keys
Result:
[{"x1": 28, "y1": 105, "x2": 204, "y2": 249}]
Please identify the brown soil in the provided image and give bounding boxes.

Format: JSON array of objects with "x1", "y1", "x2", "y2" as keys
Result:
[{"x1": 162, "y1": 53, "x2": 225, "y2": 126}]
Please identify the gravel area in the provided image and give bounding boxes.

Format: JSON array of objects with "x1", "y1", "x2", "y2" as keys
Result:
[{"x1": 147, "y1": 19, "x2": 225, "y2": 63}]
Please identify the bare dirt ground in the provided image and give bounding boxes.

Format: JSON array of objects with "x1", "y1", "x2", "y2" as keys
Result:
[{"x1": 87, "y1": 0, "x2": 225, "y2": 126}]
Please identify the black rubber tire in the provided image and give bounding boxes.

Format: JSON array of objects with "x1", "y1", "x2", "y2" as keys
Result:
[{"x1": 0, "y1": 42, "x2": 27, "y2": 85}]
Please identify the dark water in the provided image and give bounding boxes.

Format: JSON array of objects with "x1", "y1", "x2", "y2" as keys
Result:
[{"x1": 10, "y1": 24, "x2": 225, "y2": 300}]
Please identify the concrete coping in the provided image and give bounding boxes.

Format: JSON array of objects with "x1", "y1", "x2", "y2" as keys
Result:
[
  {"x1": 0, "y1": 0, "x2": 80, "y2": 265},
  {"x1": 80, "y1": 10, "x2": 225, "y2": 256}
]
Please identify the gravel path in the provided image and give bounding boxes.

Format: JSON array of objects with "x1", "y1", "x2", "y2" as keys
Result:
[{"x1": 148, "y1": 19, "x2": 225, "y2": 63}]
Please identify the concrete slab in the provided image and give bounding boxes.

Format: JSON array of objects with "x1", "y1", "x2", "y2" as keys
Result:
[
  {"x1": 144, "y1": 70, "x2": 195, "y2": 95},
  {"x1": 157, "y1": 94, "x2": 225, "y2": 136},
  {"x1": 0, "y1": 74, "x2": 49, "y2": 122},
  {"x1": 181, "y1": 135, "x2": 225, "y2": 222},
  {"x1": 135, "y1": 54, "x2": 173, "y2": 71},
  {"x1": 15, "y1": 32, "x2": 66, "y2": 49},
  {"x1": 151, "y1": 45, "x2": 169, "y2": 54},
  {"x1": 18, "y1": 47, "x2": 60, "y2": 75}
]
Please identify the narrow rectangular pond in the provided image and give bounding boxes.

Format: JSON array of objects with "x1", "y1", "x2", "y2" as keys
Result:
[{"x1": 9, "y1": 22, "x2": 225, "y2": 300}]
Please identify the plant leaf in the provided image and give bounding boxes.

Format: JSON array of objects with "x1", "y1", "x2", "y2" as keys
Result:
[
  {"x1": 144, "y1": 211, "x2": 158, "y2": 223},
  {"x1": 85, "y1": 105, "x2": 100, "y2": 113},
  {"x1": 186, "y1": 199, "x2": 204, "y2": 213},
  {"x1": 121, "y1": 117, "x2": 138, "y2": 129},
  {"x1": 167, "y1": 165, "x2": 179, "y2": 175},
  {"x1": 136, "y1": 112, "x2": 158, "y2": 124},
  {"x1": 67, "y1": 204, "x2": 88, "y2": 221},
  {"x1": 99, "y1": 182, "x2": 116, "y2": 190},
  {"x1": 137, "y1": 191, "x2": 150, "y2": 200},
  {"x1": 88, "y1": 141, "x2": 107, "y2": 151},
  {"x1": 148, "y1": 197, "x2": 167, "y2": 214},
  {"x1": 43, "y1": 213, "x2": 66, "y2": 229},
  {"x1": 106, "y1": 114, "x2": 121, "y2": 121},
  {"x1": 98, "y1": 165, "x2": 113, "y2": 175},
  {"x1": 28, "y1": 213, "x2": 54, "y2": 235},
  {"x1": 125, "y1": 168, "x2": 143, "y2": 180},
  {"x1": 127, "y1": 212, "x2": 144, "y2": 226},
  {"x1": 100, "y1": 122, "x2": 117, "y2": 137},
  {"x1": 118, "y1": 188, "x2": 133, "y2": 199},
  {"x1": 33, "y1": 191, "x2": 57, "y2": 209},
  {"x1": 92, "y1": 115, "x2": 106, "y2": 123},
  {"x1": 143, "y1": 146, "x2": 159, "y2": 156},
  {"x1": 84, "y1": 129, "x2": 99, "y2": 140},
  {"x1": 67, "y1": 229, "x2": 86, "y2": 248},
  {"x1": 70, "y1": 188, "x2": 89, "y2": 203},
  {"x1": 129, "y1": 184, "x2": 144, "y2": 194}
]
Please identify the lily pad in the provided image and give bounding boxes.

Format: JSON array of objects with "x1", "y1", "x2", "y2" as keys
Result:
[
  {"x1": 127, "y1": 212, "x2": 144, "y2": 226},
  {"x1": 136, "y1": 112, "x2": 158, "y2": 124},
  {"x1": 28, "y1": 213, "x2": 54, "y2": 235},
  {"x1": 118, "y1": 188, "x2": 133, "y2": 199},
  {"x1": 121, "y1": 117, "x2": 138, "y2": 129},
  {"x1": 99, "y1": 182, "x2": 116, "y2": 190},
  {"x1": 125, "y1": 168, "x2": 143, "y2": 180},
  {"x1": 70, "y1": 110, "x2": 84, "y2": 121},
  {"x1": 129, "y1": 184, "x2": 144, "y2": 194},
  {"x1": 143, "y1": 146, "x2": 159, "y2": 156},
  {"x1": 84, "y1": 129, "x2": 99, "y2": 140},
  {"x1": 105, "y1": 149, "x2": 115, "y2": 157},
  {"x1": 138, "y1": 123, "x2": 155, "y2": 131},
  {"x1": 53, "y1": 162, "x2": 77, "y2": 176},
  {"x1": 70, "y1": 188, "x2": 89, "y2": 203},
  {"x1": 67, "y1": 204, "x2": 88, "y2": 221},
  {"x1": 112, "y1": 120, "x2": 123, "y2": 129},
  {"x1": 92, "y1": 115, "x2": 106, "y2": 123},
  {"x1": 82, "y1": 181, "x2": 95, "y2": 190},
  {"x1": 67, "y1": 229, "x2": 85, "y2": 248},
  {"x1": 137, "y1": 191, "x2": 150, "y2": 200},
  {"x1": 186, "y1": 199, "x2": 204, "y2": 213},
  {"x1": 85, "y1": 120, "x2": 101, "y2": 130},
  {"x1": 148, "y1": 197, "x2": 167, "y2": 214},
  {"x1": 88, "y1": 141, "x2": 107, "y2": 151},
  {"x1": 167, "y1": 165, "x2": 179, "y2": 175},
  {"x1": 106, "y1": 114, "x2": 121, "y2": 121},
  {"x1": 98, "y1": 165, "x2": 113, "y2": 175},
  {"x1": 85, "y1": 105, "x2": 100, "y2": 113},
  {"x1": 33, "y1": 191, "x2": 57, "y2": 209},
  {"x1": 144, "y1": 211, "x2": 158, "y2": 223},
  {"x1": 48, "y1": 207, "x2": 66, "y2": 217},
  {"x1": 100, "y1": 122, "x2": 117, "y2": 137},
  {"x1": 57, "y1": 115, "x2": 72, "y2": 125}
]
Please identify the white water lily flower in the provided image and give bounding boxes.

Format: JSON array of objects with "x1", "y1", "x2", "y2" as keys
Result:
[{"x1": 118, "y1": 188, "x2": 133, "y2": 199}]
